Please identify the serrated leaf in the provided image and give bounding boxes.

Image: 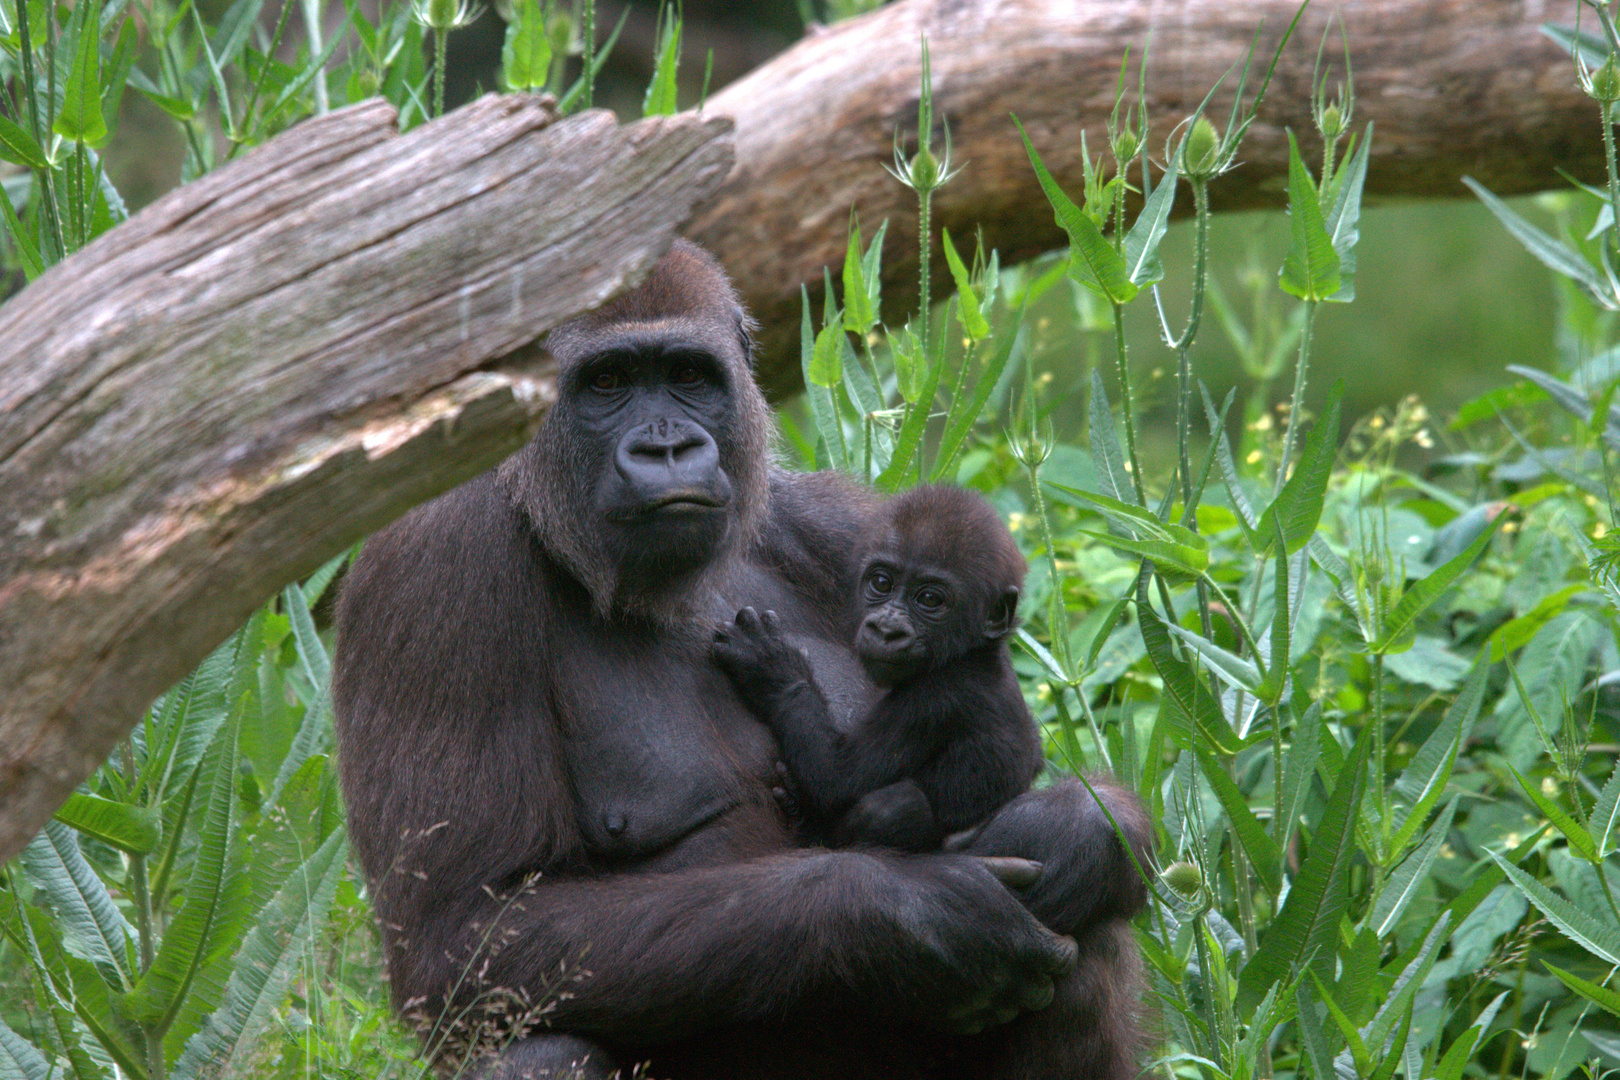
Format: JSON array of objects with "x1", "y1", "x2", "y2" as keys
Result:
[
  {"x1": 54, "y1": 0, "x2": 108, "y2": 146},
  {"x1": 1510, "y1": 764, "x2": 1597, "y2": 861},
  {"x1": 1390, "y1": 659, "x2": 1485, "y2": 852},
  {"x1": 1079, "y1": 529, "x2": 1208, "y2": 584},
  {"x1": 1321, "y1": 126, "x2": 1369, "y2": 302},
  {"x1": 1088, "y1": 371, "x2": 1133, "y2": 506},
  {"x1": 0, "y1": 1017, "x2": 54, "y2": 1080},
  {"x1": 1015, "y1": 116, "x2": 1137, "y2": 304},
  {"x1": 1165, "y1": 622, "x2": 1262, "y2": 694},
  {"x1": 500, "y1": 0, "x2": 552, "y2": 92},
  {"x1": 1137, "y1": 579, "x2": 1244, "y2": 755},
  {"x1": 1543, "y1": 960, "x2": 1620, "y2": 1017},
  {"x1": 1278, "y1": 130, "x2": 1340, "y2": 301},
  {"x1": 1371, "y1": 796, "x2": 1458, "y2": 936},
  {"x1": 1488, "y1": 850, "x2": 1620, "y2": 964},
  {"x1": 1591, "y1": 758, "x2": 1620, "y2": 857},
  {"x1": 128, "y1": 699, "x2": 242, "y2": 1031},
  {"x1": 18, "y1": 819, "x2": 132, "y2": 986}
]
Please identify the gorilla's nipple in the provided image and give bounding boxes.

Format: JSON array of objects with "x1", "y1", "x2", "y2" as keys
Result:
[{"x1": 603, "y1": 810, "x2": 628, "y2": 839}]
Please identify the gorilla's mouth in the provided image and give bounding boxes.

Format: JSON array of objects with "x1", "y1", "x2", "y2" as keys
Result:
[{"x1": 647, "y1": 491, "x2": 728, "y2": 512}]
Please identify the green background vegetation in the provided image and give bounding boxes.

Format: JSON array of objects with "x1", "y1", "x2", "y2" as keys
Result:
[{"x1": 4, "y1": 3, "x2": 1620, "y2": 1080}]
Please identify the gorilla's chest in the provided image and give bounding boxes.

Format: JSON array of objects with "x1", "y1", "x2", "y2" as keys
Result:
[{"x1": 555, "y1": 584, "x2": 875, "y2": 866}]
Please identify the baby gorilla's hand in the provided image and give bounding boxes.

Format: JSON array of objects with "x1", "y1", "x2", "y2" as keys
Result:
[{"x1": 711, "y1": 607, "x2": 814, "y2": 712}]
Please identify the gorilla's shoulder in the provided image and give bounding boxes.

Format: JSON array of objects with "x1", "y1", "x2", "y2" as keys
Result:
[{"x1": 758, "y1": 469, "x2": 879, "y2": 594}]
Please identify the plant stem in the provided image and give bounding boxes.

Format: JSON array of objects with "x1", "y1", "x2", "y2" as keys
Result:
[
  {"x1": 1111, "y1": 302, "x2": 1146, "y2": 505},
  {"x1": 433, "y1": 26, "x2": 448, "y2": 117},
  {"x1": 1601, "y1": 98, "x2": 1620, "y2": 260},
  {"x1": 1274, "y1": 300, "x2": 1319, "y2": 497}
]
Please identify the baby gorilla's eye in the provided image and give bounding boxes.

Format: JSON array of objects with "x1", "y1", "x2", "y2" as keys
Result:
[
  {"x1": 914, "y1": 586, "x2": 947, "y2": 611},
  {"x1": 867, "y1": 569, "x2": 893, "y2": 595},
  {"x1": 590, "y1": 371, "x2": 624, "y2": 392}
]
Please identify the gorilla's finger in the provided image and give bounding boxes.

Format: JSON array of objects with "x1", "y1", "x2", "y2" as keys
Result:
[
  {"x1": 976, "y1": 855, "x2": 1043, "y2": 887},
  {"x1": 942, "y1": 825, "x2": 983, "y2": 852}
]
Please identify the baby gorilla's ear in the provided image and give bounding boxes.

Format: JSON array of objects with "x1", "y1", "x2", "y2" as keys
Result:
[{"x1": 985, "y1": 585, "x2": 1020, "y2": 640}]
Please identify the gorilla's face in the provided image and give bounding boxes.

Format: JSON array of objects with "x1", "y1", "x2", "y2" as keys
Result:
[{"x1": 565, "y1": 324, "x2": 741, "y2": 584}]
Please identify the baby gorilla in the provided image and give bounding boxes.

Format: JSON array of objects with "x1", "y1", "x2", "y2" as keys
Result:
[{"x1": 713, "y1": 484, "x2": 1042, "y2": 850}]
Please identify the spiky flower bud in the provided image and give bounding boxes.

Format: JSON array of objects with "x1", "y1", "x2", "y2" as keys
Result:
[
  {"x1": 1162, "y1": 861, "x2": 1203, "y2": 899},
  {"x1": 1317, "y1": 101, "x2": 1345, "y2": 141},
  {"x1": 1182, "y1": 115, "x2": 1223, "y2": 180},
  {"x1": 908, "y1": 146, "x2": 940, "y2": 193},
  {"x1": 1591, "y1": 56, "x2": 1620, "y2": 104},
  {"x1": 1111, "y1": 127, "x2": 1141, "y2": 168}
]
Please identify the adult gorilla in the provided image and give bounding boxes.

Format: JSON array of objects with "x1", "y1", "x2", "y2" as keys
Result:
[{"x1": 332, "y1": 241, "x2": 1151, "y2": 1080}]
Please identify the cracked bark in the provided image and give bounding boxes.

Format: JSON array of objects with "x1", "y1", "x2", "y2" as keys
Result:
[
  {"x1": 0, "y1": 93, "x2": 733, "y2": 859},
  {"x1": 687, "y1": 0, "x2": 1597, "y2": 394}
]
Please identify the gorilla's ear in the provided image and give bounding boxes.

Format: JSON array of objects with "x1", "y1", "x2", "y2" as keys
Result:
[
  {"x1": 733, "y1": 307, "x2": 760, "y2": 371},
  {"x1": 985, "y1": 586, "x2": 1020, "y2": 640}
]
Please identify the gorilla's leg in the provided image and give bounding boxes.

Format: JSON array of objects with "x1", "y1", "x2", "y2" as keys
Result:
[
  {"x1": 954, "y1": 920, "x2": 1146, "y2": 1080},
  {"x1": 466, "y1": 1035, "x2": 619, "y2": 1080}
]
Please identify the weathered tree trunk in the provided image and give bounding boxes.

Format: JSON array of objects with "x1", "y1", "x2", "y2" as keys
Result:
[
  {"x1": 689, "y1": 0, "x2": 1595, "y2": 394},
  {"x1": 0, "y1": 94, "x2": 732, "y2": 861}
]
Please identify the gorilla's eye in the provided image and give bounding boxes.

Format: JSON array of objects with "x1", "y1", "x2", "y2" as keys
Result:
[
  {"x1": 590, "y1": 371, "x2": 624, "y2": 392},
  {"x1": 867, "y1": 569, "x2": 893, "y2": 596},
  {"x1": 671, "y1": 362, "x2": 705, "y2": 386},
  {"x1": 914, "y1": 586, "x2": 947, "y2": 611}
]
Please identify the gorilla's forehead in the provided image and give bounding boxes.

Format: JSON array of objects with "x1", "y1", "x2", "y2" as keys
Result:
[{"x1": 547, "y1": 314, "x2": 740, "y2": 367}]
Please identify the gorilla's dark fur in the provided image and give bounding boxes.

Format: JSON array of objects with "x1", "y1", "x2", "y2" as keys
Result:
[
  {"x1": 333, "y1": 241, "x2": 1152, "y2": 1080},
  {"x1": 712, "y1": 484, "x2": 1043, "y2": 852}
]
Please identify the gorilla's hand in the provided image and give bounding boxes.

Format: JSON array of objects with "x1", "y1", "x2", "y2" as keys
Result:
[
  {"x1": 832, "y1": 778, "x2": 940, "y2": 850},
  {"x1": 711, "y1": 606, "x2": 814, "y2": 713},
  {"x1": 871, "y1": 853, "x2": 1078, "y2": 1033},
  {"x1": 947, "y1": 778, "x2": 1152, "y2": 936}
]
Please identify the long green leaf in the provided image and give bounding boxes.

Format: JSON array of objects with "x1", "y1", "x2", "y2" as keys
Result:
[
  {"x1": 1274, "y1": 701, "x2": 1321, "y2": 853},
  {"x1": 1487, "y1": 850, "x2": 1620, "y2": 964},
  {"x1": 1079, "y1": 529, "x2": 1208, "y2": 585},
  {"x1": 1014, "y1": 116, "x2": 1136, "y2": 304},
  {"x1": 1259, "y1": 379, "x2": 1342, "y2": 554},
  {"x1": 800, "y1": 288, "x2": 847, "y2": 470},
  {"x1": 0, "y1": 115, "x2": 48, "y2": 169},
  {"x1": 1195, "y1": 745, "x2": 1282, "y2": 893},
  {"x1": 1591, "y1": 758, "x2": 1620, "y2": 857},
  {"x1": 171, "y1": 829, "x2": 347, "y2": 1080},
  {"x1": 1389, "y1": 658, "x2": 1486, "y2": 853},
  {"x1": 1509, "y1": 764, "x2": 1597, "y2": 861},
  {"x1": 1543, "y1": 960, "x2": 1620, "y2": 1017},
  {"x1": 1278, "y1": 130, "x2": 1340, "y2": 301},
  {"x1": 1137, "y1": 578, "x2": 1244, "y2": 755},
  {"x1": 1088, "y1": 371, "x2": 1134, "y2": 506},
  {"x1": 18, "y1": 819, "x2": 132, "y2": 987},
  {"x1": 129, "y1": 696, "x2": 243, "y2": 1032},
  {"x1": 1165, "y1": 623, "x2": 1262, "y2": 696},
  {"x1": 500, "y1": 0, "x2": 552, "y2": 91},
  {"x1": 1465, "y1": 176, "x2": 1615, "y2": 304},
  {"x1": 53, "y1": 793, "x2": 161, "y2": 856},
  {"x1": 1123, "y1": 152, "x2": 1178, "y2": 286},
  {"x1": 941, "y1": 228, "x2": 989, "y2": 342},
  {"x1": 1238, "y1": 727, "x2": 1368, "y2": 1009},
  {"x1": 641, "y1": 5, "x2": 681, "y2": 116},
  {"x1": 0, "y1": 1017, "x2": 53, "y2": 1080},
  {"x1": 1371, "y1": 796, "x2": 1458, "y2": 936},
  {"x1": 1370, "y1": 511, "x2": 1503, "y2": 653}
]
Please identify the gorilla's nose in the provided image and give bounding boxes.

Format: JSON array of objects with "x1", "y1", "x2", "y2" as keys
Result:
[{"x1": 617, "y1": 419, "x2": 720, "y2": 490}]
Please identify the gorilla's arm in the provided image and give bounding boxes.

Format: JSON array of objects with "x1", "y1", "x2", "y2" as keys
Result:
[{"x1": 952, "y1": 778, "x2": 1155, "y2": 937}]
